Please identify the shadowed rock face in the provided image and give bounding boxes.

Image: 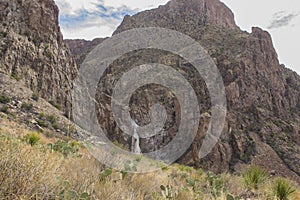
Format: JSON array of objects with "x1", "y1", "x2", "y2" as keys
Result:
[
  {"x1": 66, "y1": 0, "x2": 300, "y2": 181},
  {"x1": 0, "y1": 0, "x2": 77, "y2": 114},
  {"x1": 65, "y1": 38, "x2": 107, "y2": 68}
]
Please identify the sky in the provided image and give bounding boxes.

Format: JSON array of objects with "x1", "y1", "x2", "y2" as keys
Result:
[{"x1": 54, "y1": 0, "x2": 300, "y2": 74}]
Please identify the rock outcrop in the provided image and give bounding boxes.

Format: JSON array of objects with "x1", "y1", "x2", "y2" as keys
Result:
[
  {"x1": 0, "y1": 0, "x2": 77, "y2": 114},
  {"x1": 114, "y1": 0, "x2": 238, "y2": 35},
  {"x1": 65, "y1": 38, "x2": 106, "y2": 67}
]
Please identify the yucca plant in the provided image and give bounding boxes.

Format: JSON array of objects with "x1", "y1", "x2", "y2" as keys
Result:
[
  {"x1": 24, "y1": 132, "x2": 40, "y2": 146},
  {"x1": 272, "y1": 178, "x2": 296, "y2": 200},
  {"x1": 243, "y1": 166, "x2": 269, "y2": 190}
]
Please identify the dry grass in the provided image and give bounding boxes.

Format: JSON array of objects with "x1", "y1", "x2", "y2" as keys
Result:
[
  {"x1": 0, "y1": 133, "x2": 64, "y2": 199},
  {"x1": 0, "y1": 118, "x2": 299, "y2": 200}
]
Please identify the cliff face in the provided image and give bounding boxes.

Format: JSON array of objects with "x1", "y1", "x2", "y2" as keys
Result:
[
  {"x1": 0, "y1": 0, "x2": 77, "y2": 114},
  {"x1": 65, "y1": 38, "x2": 106, "y2": 68}
]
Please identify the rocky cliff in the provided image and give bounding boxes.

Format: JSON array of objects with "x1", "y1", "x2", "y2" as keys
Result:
[
  {"x1": 0, "y1": 0, "x2": 77, "y2": 114},
  {"x1": 66, "y1": 0, "x2": 300, "y2": 182},
  {"x1": 65, "y1": 38, "x2": 106, "y2": 68}
]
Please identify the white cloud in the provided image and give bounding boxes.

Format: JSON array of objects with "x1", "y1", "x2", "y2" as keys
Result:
[
  {"x1": 267, "y1": 11, "x2": 299, "y2": 29},
  {"x1": 55, "y1": 0, "x2": 100, "y2": 15},
  {"x1": 54, "y1": 0, "x2": 138, "y2": 39},
  {"x1": 102, "y1": 0, "x2": 169, "y2": 10}
]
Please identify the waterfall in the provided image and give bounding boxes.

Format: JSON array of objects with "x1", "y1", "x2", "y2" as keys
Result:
[{"x1": 131, "y1": 120, "x2": 141, "y2": 154}]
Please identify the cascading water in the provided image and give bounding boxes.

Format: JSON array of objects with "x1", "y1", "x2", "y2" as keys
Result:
[{"x1": 131, "y1": 120, "x2": 141, "y2": 154}]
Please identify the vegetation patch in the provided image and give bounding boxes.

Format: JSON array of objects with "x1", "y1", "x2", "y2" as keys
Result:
[
  {"x1": 271, "y1": 178, "x2": 296, "y2": 200},
  {"x1": 243, "y1": 166, "x2": 269, "y2": 190},
  {"x1": 0, "y1": 94, "x2": 10, "y2": 104},
  {"x1": 23, "y1": 132, "x2": 40, "y2": 146},
  {"x1": 21, "y1": 102, "x2": 33, "y2": 112}
]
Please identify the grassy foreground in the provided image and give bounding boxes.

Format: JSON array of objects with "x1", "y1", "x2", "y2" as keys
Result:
[{"x1": 0, "y1": 119, "x2": 299, "y2": 200}]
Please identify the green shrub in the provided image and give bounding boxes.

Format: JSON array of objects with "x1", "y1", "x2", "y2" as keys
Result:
[
  {"x1": 178, "y1": 165, "x2": 194, "y2": 172},
  {"x1": 32, "y1": 92, "x2": 39, "y2": 101},
  {"x1": 99, "y1": 168, "x2": 113, "y2": 181},
  {"x1": 52, "y1": 140, "x2": 80, "y2": 157},
  {"x1": 226, "y1": 193, "x2": 240, "y2": 200},
  {"x1": 161, "y1": 166, "x2": 169, "y2": 171},
  {"x1": 59, "y1": 180, "x2": 93, "y2": 200},
  {"x1": 243, "y1": 166, "x2": 269, "y2": 190},
  {"x1": 37, "y1": 119, "x2": 47, "y2": 127},
  {"x1": 24, "y1": 31, "x2": 30, "y2": 37},
  {"x1": 46, "y1": 115, "x2": 57, "y2": 124},
  {"x1": 11, "y1": 73, "x2": 20, "y2": 81},
  {"x1": 160, "y1": 183, "x2": 176, "y2": 199},
  {"x1": 39, "y1": 112, "x2": 45, "y2": 118},
  {"x1": 206, "y1": 171, "x2": 224, "y2": 198},
  {"x1": 0, "y1": 95, "x2": 10, "y2": 104},
  {"x1": 52, "y1": 122, "x2": 59, "y2": 130},
  {"x1": 272, "y1": 178, "x2": 296, "y2": 200},
  {"x1": 49, "y1": 101, "x2": 61, "y2": 110},
  {"x1": 24, "y1": 133, "x2": 40, "y2": 146},
  {"x1": 32, "y1": 37, "x2": 40, "y2": 45},
  {"x1": 0, "y1": 106, "x2": 8, "y2": 113},
  {"x1": 21, "y1": 102, "x2": 33, "y2": 112},
  {"x1": 1, "y1": 31, "x2": 7, "y2": 37}
]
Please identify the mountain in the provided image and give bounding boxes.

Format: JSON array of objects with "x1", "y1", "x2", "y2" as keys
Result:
[
  {"x1": 0, "y1": 0, "x2": 77, "y2": 114},
  {"x1": 66, "y1": 0, "x2": 300, "y2": 182}
]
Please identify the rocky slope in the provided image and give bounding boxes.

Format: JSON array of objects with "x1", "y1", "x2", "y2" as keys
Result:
[
  {"x1": 66, "y1": 0, "x2": 300, "y2": 182},
  {"x1": 0, "y1": 0, "x2": 77, "y2": 114},
  {"x1": 65, "y1": 38, "x2": 106, "y2": 68}
]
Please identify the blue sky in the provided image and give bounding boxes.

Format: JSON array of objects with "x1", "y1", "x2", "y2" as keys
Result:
[{"x1": 54, "y1": 0, "x2": 300, "y2": 74}]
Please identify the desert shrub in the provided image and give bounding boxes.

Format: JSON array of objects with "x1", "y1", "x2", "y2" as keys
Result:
[
  {"x1": 99, "y1": 168, "x2": 113, "y2": 181},
  {"x1": 160, "y1": 183, "x2": 176, "y2": 199},
  {"x1": 32, "y1": 37, "x2": 40, "y2": 45},
  {"x1": 21, "y1": 102, "x2": 33, "y2": 112},
  {"x1": 1, "y1": 31, "x2": 7, "y2": 37},
  {"x1": 206, "y1": 171, "x2": 224, "y2": 198},
  {"x1": 178, "y1": 164, "x2": 194, "y2": 173},
  {"x1": 11, "y1": 73, "x2": 20, "y2": 81},
  {"x1": 46, "y1": 115, "x2": 57, "y2": 124},
  {"x1": 38, "y1": 114, "x2": 60, "y2": 130},
  {"x1": 32, "y1": 92, "x2": 39, "y2": 101},
  {"x1": 24, "y1": 31, "x2": 30, "y2": 37},
  {"x1": 37, "y1": 119, "x2": 47, "y2": 127},
  {"x1": 0, "y1": 95, "x2": 10, "y2": 104},
  {"x1": 243, "y1": 166, "x2": 269, "y2": 190},
  {"x1": 52, "y1": 122, "x2": 59, "y2": 130},
  {"x1": 24, "y1": 132, "x2": 40, "y2": 146},
  {"x1": 226, "y1": 193, "x2": 241, "y2": 200},
  {"x1": 58, "y1": 180, "x2": 94, "y2": 200},
  {"x1": 0, "y1": 105, "x2": 8, "y2": 113},
  {"x1": 52, "y1": 140, "x2": 81, "y2": 157},
  {"x1": 272, "y1": 178, "x2": 296, "y2": 200},
  {"x1": 49, "y1": 101, "x2": 61, "y2": 110}
]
